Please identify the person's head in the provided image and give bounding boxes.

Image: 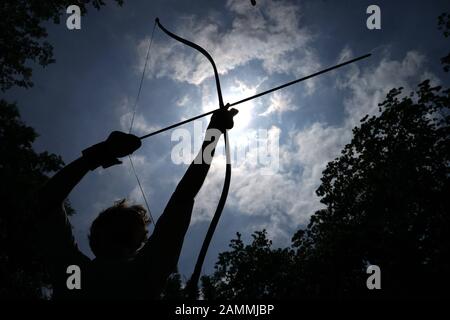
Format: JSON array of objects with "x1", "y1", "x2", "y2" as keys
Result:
[{"x1": 89, "y1": 199, "x2": 150, "y2": 259}]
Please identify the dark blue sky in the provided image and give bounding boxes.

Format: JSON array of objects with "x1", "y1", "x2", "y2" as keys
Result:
[{"x1": 4, "y1": 0, "x2": 449, "y2": 279}]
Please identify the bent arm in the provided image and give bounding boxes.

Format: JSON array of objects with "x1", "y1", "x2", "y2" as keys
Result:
[
  {"x1": 37, "y1": 132, "x2": 141, "y2": 265},
  {"x1": 39, "y1": 131, "x2": 141, "y2": 214}
]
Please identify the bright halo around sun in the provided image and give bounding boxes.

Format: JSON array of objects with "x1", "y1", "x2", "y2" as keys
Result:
[{"x1": 223, "y1": 80, "x2": 258, "y2": 129}]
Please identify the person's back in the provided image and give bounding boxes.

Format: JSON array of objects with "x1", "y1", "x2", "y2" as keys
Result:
[
  {"x1": 84, "y1": 257, "x2": 144, "y2": 299},
  {"x1": 81, "y1": 200, "x2": 154, "y2": 299}
]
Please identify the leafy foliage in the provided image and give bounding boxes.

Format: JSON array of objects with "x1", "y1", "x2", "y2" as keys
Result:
[
  {"x1": 0, "y1": 100, "x2": 66, "y2": 299},
  {"x1": 202, "y1": 80, "x2": 450, "y2": 299},
  {"x1": 301, "y1": 80, "x2": 449, "y2": 298},
  {"x1": 0, "y1": 0, "x2": 126, "y2": 299},
  {"x1": 202, "y1": 231, "x2": 296, "y2": 299},
  {"x1": 201, "y1": 12, "x2": 450, "y2": 299}
]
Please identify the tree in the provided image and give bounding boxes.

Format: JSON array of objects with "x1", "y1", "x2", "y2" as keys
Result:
[
  {"x1": 201, "y1": 231, "x2": 296, "y2": 300},
  {"x1": 0, "y1": 1, "x2": 126, "y2": 299},
  {"x1": 0, "y1": 100, "x2": 67, "y2": 299},
  {"x1": 203, "y1": 11, "x2": 450, "y2": 299},
  {"x1": 0, "y1": 0, "x2": 123, "y2": 91},
  {"x1": 202, "y1": 80, "x2": 450, "y2": 299},
  {"x1": 296, "y1": 80, "x2": 449, "y2": 298}
]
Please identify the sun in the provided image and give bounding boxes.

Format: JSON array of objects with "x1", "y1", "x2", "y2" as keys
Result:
[
  {"x1": 229, "y1": 100, "x2": 254, "y2": 129},
  {"x1": 223, "y1": 81, "x2": 258, "y2": 129},
  {"x1": 200, "y1": 79, "x2": 259, "y2": 131}
]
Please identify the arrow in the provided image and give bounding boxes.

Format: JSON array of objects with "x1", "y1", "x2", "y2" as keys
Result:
[{"x1": 139, "y1": 53, "x2": 371, "y2": 140}]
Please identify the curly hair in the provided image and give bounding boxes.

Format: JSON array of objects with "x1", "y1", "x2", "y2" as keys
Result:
[{"x1": 89, "y1": 199, "x2": 150, "y2": 258}]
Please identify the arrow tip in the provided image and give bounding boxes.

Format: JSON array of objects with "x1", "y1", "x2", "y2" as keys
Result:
[{"x1": 155, "y1": 17, "x2": 160, "y2": 24}]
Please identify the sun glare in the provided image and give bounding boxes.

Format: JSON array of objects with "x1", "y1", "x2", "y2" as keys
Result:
[{"x1": 223, "y1": 80, "x2": 258, "y2": 129}]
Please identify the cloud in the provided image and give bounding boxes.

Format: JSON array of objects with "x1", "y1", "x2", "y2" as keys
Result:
[
  {"x1": 137, "y1": 0, "x2": 321, "y2": 93},
  {"x1": 176, "y1": 94, "x2": 190, "y2": 107},
  {"x1": 259, "y1": 91, "x2": 297, "y2": 116},
  {"x1": 133, "y1": 2, "x2": 440, "y2": 249},
  {"x1": 189, "y1": 49, "x2": 439, "y2": 246},
  {"x1": 116, "y1": 96, "x2": 161, "y2": 135},
  {"x1": 338, "y1": 49, "x2": 439, "y2": 128}
]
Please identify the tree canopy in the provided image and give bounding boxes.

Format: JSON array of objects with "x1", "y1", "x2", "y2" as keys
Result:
[
  {"x1": 201, "y1": 80, "x2": 450, "y2": 299},
  {"x1": 1, "y1": 2, "x2": 448, "y2": 300},
  {"x1": 0, "y1": 0, "x2": 123, "y2": 299},
  {"x1": 0, "y1": 100, "x2": 66, "y2": 298},
  {"x1": 199, "y1": 13, "x2": 450, "y2": 300}
]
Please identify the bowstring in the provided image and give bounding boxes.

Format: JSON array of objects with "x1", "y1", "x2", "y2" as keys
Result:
[{"x1": 128, "y1": 21, "x2": 157, "y2": 226}]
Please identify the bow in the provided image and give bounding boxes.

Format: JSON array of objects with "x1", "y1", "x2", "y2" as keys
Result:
[
  {"x1": 131, "y1": 17, "x2": 371, "y2": 299},
  {"x1": 155, "y1": 18, "x2": 232, "y2": 298}
]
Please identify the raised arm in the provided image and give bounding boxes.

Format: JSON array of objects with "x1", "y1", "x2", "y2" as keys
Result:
[
  {"x1": 174, "y1": 108, "x2": 238, "y2": 200},
  {"x1": 39, "y1": 131, "x2": 141, "y2": 211},
  {"x1": 139, "y1": 108, "x2": 238, "y2": 297},
  {"x1": 37, "y1": 132, "x2": 141, "y2": 262}
]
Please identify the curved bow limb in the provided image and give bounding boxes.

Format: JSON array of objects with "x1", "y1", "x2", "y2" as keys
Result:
[
  {"x1": 155, "y1": 17, "x2": 232, "y2": 299},
  {"x1": 155, "y1": 18, "x2": 225, "y2": 109}
]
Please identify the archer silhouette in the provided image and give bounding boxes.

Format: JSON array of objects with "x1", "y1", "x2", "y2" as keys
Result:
[{"x1": 37, "y1": 108, "x2": 238, "y2": 299}]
